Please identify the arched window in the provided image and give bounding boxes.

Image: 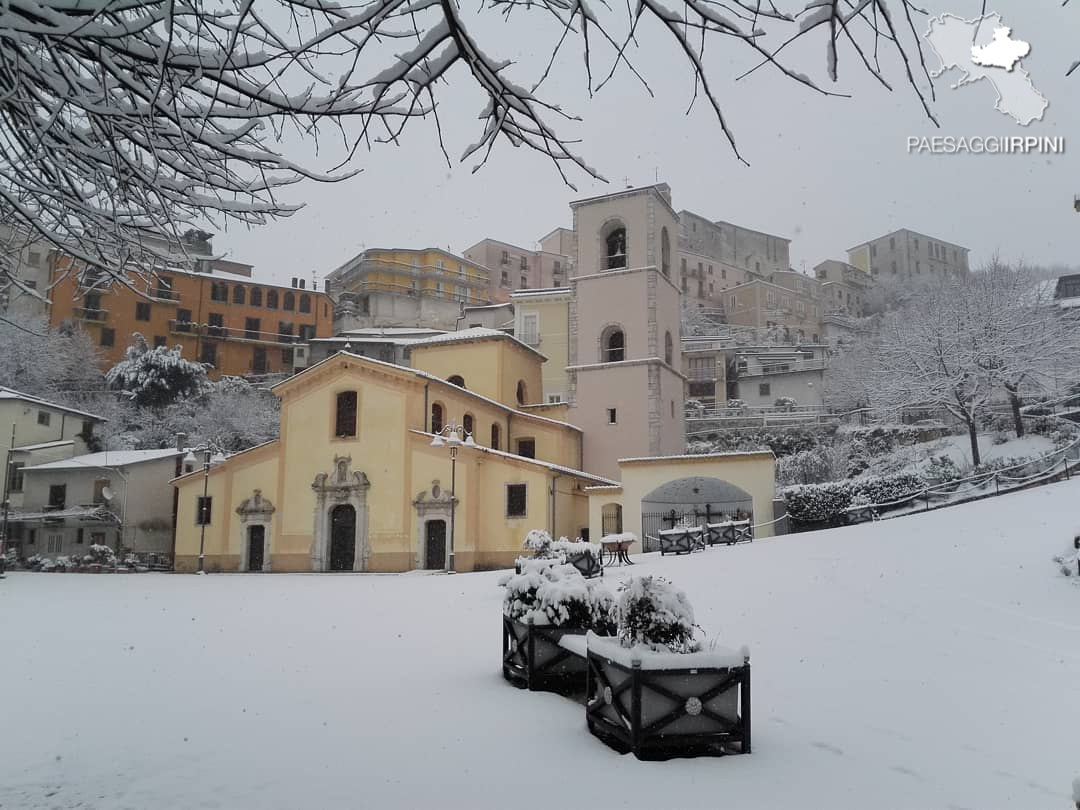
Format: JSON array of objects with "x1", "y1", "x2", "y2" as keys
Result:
[
  {"x1": 447, "y1": 375, "x2": 465, "y2": 388},
  {"x1": 605, "y1": 226, "x2": 627, "y2": 270},
  {"x1": 516, "y1": 380, "x2": 527, "y2": 405},
  {"x1": 431, "y1": 402, "x2": 444, "y2": 434},
  {"x1": 664, "y1": 331, "x2": 673, "y2": 365},
  {"x1": 250, "y1": 287, "x2": 262, "y2": 307},
  {"x1": 490, "y1": 423, "x2": 501, "y2": 450},
  {"x1": 335, "y1": 391, "x2": 357, "y2": 438},
  {"x1": 661, "y1": 227, "x2": 671, "y2": 277},
  {"x1": 299, "y1": 294, "x2": 311, "y2": 313},
  {"x1": 266, "y1": 289, "x2": 279, "y2": 309},
  {"x1": 233, "y1": 285, "x2": 246, "y2": 305},
  {"x1": 601, "y1": 326, "x2": 625, "y2": 363},
  {"x1": 463, "y1": 413, "x2": 474, "y2": 437},
  {"x1": 283, "y1": 291, "x2": 295, "y2": 311}
]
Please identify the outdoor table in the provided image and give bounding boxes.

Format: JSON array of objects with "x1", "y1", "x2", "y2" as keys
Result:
[
  {"x1": 704, "y1": 519, "x2": 752, "y2": 546},
  {"x1": 658, "y1": 526, "x2": 704, "y2": 555},
  {"x1": 601, "y1": 539, "x2": 634, "y2": 566}
]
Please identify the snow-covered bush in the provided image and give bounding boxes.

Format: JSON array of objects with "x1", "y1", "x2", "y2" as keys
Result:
[
  {"x1": 107, "y1": 334, "x2": 210, "y2": 409},
  {"x1": 503, "y1": 564, "x2": 615, "y2": 632},
  {"x1": 776, "y1": 446, "x2": 849, "y2": 486},
  {"x1": 684, "y1": 398, "x2": 706, "y2": 418},
  {"x1": 1054, "y1": 546, "x2": 1079, "y2": 577},
  {"x1": 724, "y1": 398, "x2": 745, "y2": 411},
  {"x1": 773, "y1": 396, "x2": 798, "y2": 411},
  {"x1": 84, "y1": 544, "x2": 117, "y2": 567},
  {"x1": 521, "y1": 529, "x2": 558, "y2": 560},
  {"x1": 689, "y1": 425, "x2": 832, "y2": 459},
  {"x1": 616, "y1": 576, "x2": 699, "y2": 653},
  {"x1": 782, "y1": 472, "x2": 925, "y2": 523},
  {"x1": 922, "y1": 454, "x2": 963, "y2": 484},
  {"x1": 52, "y1": 555, "x2": 73, "y2": 572},
  {"x1": 39, "y1": 558, "x2": 56, "y2": 572}
]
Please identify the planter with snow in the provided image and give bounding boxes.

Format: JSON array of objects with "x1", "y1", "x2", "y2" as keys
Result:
[
  {"x1": 502, "y1": 563, "x2": 615, "y2": 694},
  {"x1": 658, "y1": 526, "x2": 704, "y2": 555},
  {"x1": 554, "y1": 539, "x2": 603, "y2": 579},
  {"x1": 585, "y1": 576, "x2": 751, "y2": 759}
]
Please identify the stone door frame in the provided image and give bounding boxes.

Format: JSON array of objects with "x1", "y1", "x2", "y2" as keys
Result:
[
  {"x1": 412, "y1": 480, "x2": 454, "y2": 570},
  {"x1": 312, "y1": 455, "x2": 371, "y2": 572},
  {"x1": 235, "y1": 489, "x2": 275, "y2": 572}
]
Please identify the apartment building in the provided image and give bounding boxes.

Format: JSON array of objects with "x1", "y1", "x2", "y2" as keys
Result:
[
  {"x1": 0, "y1": 224, "x2": 51, "y2": 319},
  {"x1": 49, "y1": 262, "x2": 334, "y2": 380},
  {"x1": 327, "y1": 247, "x2": 489, "y2": 332},
  {"x1": 723, "y1": 275, "x2": 823, "y2": 344},
  {"x1": 511, "y1": 287, "x2": 572, "y2": 404},
  {"x1": 463, "y1": 238, "x2": 571, "y2": 303},
  {"x1": 847, "y1": 228, "x2": 970, "y2": 282},
  {"x1": 681, "y1": 339, "x2": 827, "y2": 408},
  {"x1": 814, "y1": 259, "x2": 872, "y2": 317}
]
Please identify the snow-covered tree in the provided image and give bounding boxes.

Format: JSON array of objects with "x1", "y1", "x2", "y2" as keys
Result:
[
  {"x1": 106, "y1": 334, "x2": 208, "y2": 409},
  {"x1": 969, "y1": 262, "x2": 1080, "y2": 437},
  {"x1": 0, "y1": 313, "x2": 105, "y2": 404},
  {"x1": 866, "y1": 276, "x2": 994, "y2": 466},
  {"x1": 681, "y1": 301, "x2": 719, "y2": 337},
  {"x1": 0, "y1": 1, "x2": 987, "y2": 302}
]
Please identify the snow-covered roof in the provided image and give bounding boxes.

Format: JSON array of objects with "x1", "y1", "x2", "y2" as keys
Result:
[
  {"x1": 462, "y1": 302, "x2": 513, "y2": 311},
  {"x1": 23, "y1": 448, "x2": 183, "y2": 472},
  {"x1": 340, "y1": 327, "x2": 446, "y2": 337},
  {"x1": 0, "y1": 388, "x2": 105, "y2": 422},
  {"x1": 511, "y1": 287, "x2": 572, "y2": 299},
  {"x1": 618, "y1": 451, "x2": 775, "y2": 464},
  {"x1": 407, "y1": 326, "x2": 546, "y2": 360},
  {"x1": 408, "y1": 430, "x2": 617, "y2": 486},
  {"x1": 12, "y1": 439, "x2": 74, "y2": 452}
]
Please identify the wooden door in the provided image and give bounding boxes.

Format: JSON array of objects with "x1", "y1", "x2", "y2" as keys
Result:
[
  {"x1": 425, "y1": 520, "x2": 446, "y2": 570},
  {"x1": 329, "y1": 505, "x2": 356, "y2": 571},
  {"x1": 248, "y1": 525, "x2": 265, "y2": 571}
]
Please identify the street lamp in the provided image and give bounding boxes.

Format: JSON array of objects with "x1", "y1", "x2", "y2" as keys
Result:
[
  {"x1": 185, "y1": 447, "x2": 214, "y2": 573},
  {"x1": 429, "y1": 421, "x2": 476, "y2": 572}
]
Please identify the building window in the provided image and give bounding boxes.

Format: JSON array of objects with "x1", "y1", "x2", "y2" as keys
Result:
[
  {"x1": 607, "y1": 408, "x2": 617, "y2": 425},
  {"x1": 76, "y1": 528, "x2": 85, "y2": 545},
  {"x1": 210, "y1": 281, "x2": 228, "y2": 302},
  {"x1": 27, "y1": 250, "x2": 40, "y2": 267},
  {"x1": 519, "y1": 276, "x2": 527, "y2": 289},
  {"x1": 604, "y1": 225, "x2": 627, "y2": 270},
  {"x1": 520, "y1": 256, "x2": 528, "y2": 271},
  {"x1": 252, "y1": 346, "x2": 267, "y2": 374},
  {"x1": 266, "y1": 289, "x2": 278, "y2": 309},
  {"x1": 8, "y1": 462, "x2": 25, "y2": 492},
  {"x1": 335, "y1": 391, "x2": 358, "y2": 438},
  {"x1": 48, "y1": 484, "x2": 66, "y2": 509},
  {"x1": 520, "y1": 313, "x2": 539, "y2": 346},
  {"x1": 490, "y1": 423, "x2": 501, "y2": 450},
  {"x1": 501, "y1": 271, "x2": 509, "y2": 286},
  {"x1": 201, "y1": 342, "x2": 217, "y2": 366},
  {"x1": 889, "y1": 237, "x2": 896, "y2": 250},
  {"x1": 135, "y1": 301, "x2": 151, "y2": 321},
  {"x1": 431, "y1": 402, "x2": 444, "y2": 434},
  {"x1": 506, "y1": 484, "x2": 527, "y2": 518},
  {"x1": 283, "y1": 291, "x2": 295, "y2": 311},
  {"x1": 447, "y1": 375, "x2": 466, "y2": 388},
  {"x1": 517, "y1": 438, "x2": 535, "y2": 459},
  {"x1": 230, "y1": 285, "x2": 245, "y2": 305},
  {"x1": 360, "y1": 295, "x2": 370, "y2": 315},
  {"x1": 501, "y1": 250, "x2": 509, "y2": 265},
  {"x1": 196, "y1": 496, "x2": 212, "y2": 526},
  {"x1": 208, "y1": 312, "x2": 224, "y2": 337},
  {"x1": 250, "y1": 287, "x2": 262, "y2": 307},
  {"x1": 37, "y1": 410, "x2": 51, "y2": 426},
  {"x1": 278, "y1": 322, "x2": 294, "y2": 343},
  {"x1": 660, "y1": 227, "x2": 671, "y2": 277},
  {"x1": 100, "y1": 328, "x2": 115, "y2": 347},
  {"x1": 463, "y1": 413, "x2": 474, "y2": 436},
  {"x1": 664, "y1": 331, "x2": 673, "y2": 365},
  {"x1": 153, "y1": 335, "x2": 167, "y2": 348},
  {"x1": 516, "y1": 380, "x2": 528, "y2": 405},
  {"x1": 299, "y1": 324, "x2": 316, "y2": 341},
  {"x1": 299, "y1": 294, "x2": 311, "y2": 313},
  {"x1": 601, "y1": 326, "x2": 625, "y2": 362},
  {"x1": 176, "y1": 308, "x2": 193, "y2": 332},
  {"x1": 759, "y1": 383, "x2": 771, "y2": 397},
  {"x1": 245, "y1": 317, "x2": 260, "y2": 340},
  {"x1": 93, "y1": 478, "x2": 110, "y2": 504},
  {"x1": 281, "y1": 348, "x2": 294, "y2": 366}
]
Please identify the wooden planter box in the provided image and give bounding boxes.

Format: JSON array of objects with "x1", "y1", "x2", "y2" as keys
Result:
[
  {"x1": 658, "y1": 528, "x2": 704, "y2": 556},
  {"x1": 565, "y1": 550, "x2": 603, "y2": 579},
  {"x1": 502, "y1": 617, "x2": 592, "y2": 695},
  {"x1": 585, "y1": 638, "x2": 751, "y2": 760},
  {"x1": 704, "y1": 521, "x2": 752, "y2": 546}
]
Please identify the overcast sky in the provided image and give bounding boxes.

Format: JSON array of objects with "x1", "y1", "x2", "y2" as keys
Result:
[{"x1": 216, "y1": 1, "x2": 1078, "y2": 286}]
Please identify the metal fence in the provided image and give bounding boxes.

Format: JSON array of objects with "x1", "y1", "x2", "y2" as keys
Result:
[{"x1": 641, "y1": 505, "x2": 752, "y2": 553}]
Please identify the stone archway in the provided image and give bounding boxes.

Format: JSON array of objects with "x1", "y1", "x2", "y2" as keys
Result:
[
  {"x1": 235, "y1": 489, "x2": 275, "y2": 572},
  {"x1": 311, "y1": 455, "x2": 370, "y2": 572},
  {"x1": 412, "y1": 480, "x2": 454, "y2": 570},
  {"x1": 640, "y1": 476, "x2": 754, "y2": 551}
]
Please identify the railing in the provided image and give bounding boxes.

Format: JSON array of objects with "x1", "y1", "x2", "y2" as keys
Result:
[
  {"x1": 736, "y1": 359, "x2": 827, "y2": 377},
  {"x1": 168, "y1": 319, "x2": 306, "y2": 344},
  {"x1": 75, "y1": 307, "x2": 108, "y2": 321}
]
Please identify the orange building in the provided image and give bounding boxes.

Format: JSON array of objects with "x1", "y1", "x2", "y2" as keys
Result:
[{"x1": 48, "y1": 261, "x2": 334, "y2": 379}]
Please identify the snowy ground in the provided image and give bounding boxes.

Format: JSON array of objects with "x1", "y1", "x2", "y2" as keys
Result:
[{"x1": 3, "y1": 481, "x2": 1080, "y2": 809}]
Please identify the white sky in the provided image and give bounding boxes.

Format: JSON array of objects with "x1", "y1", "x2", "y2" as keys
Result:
[{"x1": 216, "y1": 1, "x2": 1079, "y2": 285}]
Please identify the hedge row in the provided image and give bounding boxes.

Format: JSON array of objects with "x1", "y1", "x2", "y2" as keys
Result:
[{"x1": 781, "y1": 472, "x2": 925, "y2": 524}]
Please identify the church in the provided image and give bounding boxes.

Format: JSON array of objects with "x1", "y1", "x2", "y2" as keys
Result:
[{"x1": 172, "y1": 184, "x2": 776, "y2": 572}]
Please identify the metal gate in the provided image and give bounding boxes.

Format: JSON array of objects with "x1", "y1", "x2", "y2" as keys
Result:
[{"x1": 641, "y1": 505, "x2": 753, "y2": 553}]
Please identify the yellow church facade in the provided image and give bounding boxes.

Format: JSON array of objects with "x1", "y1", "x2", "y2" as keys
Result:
[{"x1": 173, "y1": 331, "x2": 613, "y2": 573}]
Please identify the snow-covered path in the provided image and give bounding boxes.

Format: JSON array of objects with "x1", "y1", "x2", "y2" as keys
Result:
[{"x1": 3, "y1": 480, "x2": 1079, "y2": 809}]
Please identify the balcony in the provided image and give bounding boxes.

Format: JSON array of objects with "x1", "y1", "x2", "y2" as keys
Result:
[
  {"x1": 168, "y1": 320, "x2": 308, "y2": 345},
  {"x1": 151, "y1": 288, "x2": 180, "y2": 302},
  {"x1": 736, "y1": 358, "x2": 827, "y2": 377},
  {"x1": 75, "y1": 307, "x2": 108, "y2": 322}
]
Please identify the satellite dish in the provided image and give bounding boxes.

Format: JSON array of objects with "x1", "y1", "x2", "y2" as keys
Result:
[{"x1": 101, "y1": 486, "x2": 115, "y2": 502}]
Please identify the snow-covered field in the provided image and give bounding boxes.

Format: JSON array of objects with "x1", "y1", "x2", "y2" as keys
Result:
[{"x1": 3, "y1": 481, "x2": 1079, "y2": 809}]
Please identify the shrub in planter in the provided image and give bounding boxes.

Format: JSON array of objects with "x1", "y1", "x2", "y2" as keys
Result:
[
  {"x1": 773, "y1": 396, "x2": 797, "y2": 411},
  {"x1": 84, "y1": 544, "x2": 117, "y2": 568},
  {"x1": 585, "y1": 576, "x2": 751, "y2": 759},
  {"x1": 502, "y1": 564, "x2": 615, "y2": 693},
  {"x1": 552, "y1": 537, "x2": 603, "y2": 578},
  {"x1": 521, "y1": 529, "x2": 558, "y2": 560}
]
